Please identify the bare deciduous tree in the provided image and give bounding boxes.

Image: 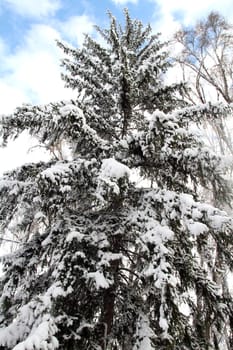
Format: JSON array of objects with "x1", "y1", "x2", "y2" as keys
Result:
[
  {"x1": 174, "y1": 12, "x2": 233, "y2": 156},
  {"x1": 174, "y1": 13, "x2": 233, "y2": 350}
]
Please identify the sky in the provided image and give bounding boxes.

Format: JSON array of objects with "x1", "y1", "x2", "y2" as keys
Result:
[{"x1": 1, "y1": 0, "x2": 233, "y2": 173}]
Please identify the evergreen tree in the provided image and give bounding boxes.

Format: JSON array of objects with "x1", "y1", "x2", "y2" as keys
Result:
[{"x1": 0, "y1": 10, "x2": 232, "y2": 350}]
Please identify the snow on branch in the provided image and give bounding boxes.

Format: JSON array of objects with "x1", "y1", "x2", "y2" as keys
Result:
[
  {"x1": 174, "y1": 102, "x2": 233, "y2": 124},
  {"x1": 96, "y1": 158, "x2": 131, "y2": 205},
  {"x1": 0, "y1": 100, "x2": 108, "y2": 153}
]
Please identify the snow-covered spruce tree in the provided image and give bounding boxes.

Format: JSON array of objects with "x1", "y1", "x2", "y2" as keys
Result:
[{"x1": 0, "y1": 10, "x2": 233, "y2": 350}]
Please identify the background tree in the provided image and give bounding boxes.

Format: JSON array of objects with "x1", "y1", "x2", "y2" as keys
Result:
[
  {"x1": 174, "y1": 14, "x2": 233, "y2": 349},
  {"x1": 174, "y1": 11, "x2": 233, "y2": 156},
  {"x1": 0, "y1": 10, "x2": 232, "y2": 350}
]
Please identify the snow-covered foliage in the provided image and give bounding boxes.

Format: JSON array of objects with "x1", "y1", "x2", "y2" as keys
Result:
[{"x1": 0, "y1": 9, "x2": 232, "y2": 350}]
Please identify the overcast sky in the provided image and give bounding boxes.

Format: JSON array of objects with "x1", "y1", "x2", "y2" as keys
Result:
[{"x1": 1, "y1": 0, "x2": 233, "y2": 173}]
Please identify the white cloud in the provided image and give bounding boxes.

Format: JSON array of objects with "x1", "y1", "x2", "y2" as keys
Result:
[
  {"x1": 0, "y1": 22, "x2": 69, "y2": 174},
  {"x1": 0, "y1": 24, "x2": 75, "y2": 110},
  {"x1": 0, "y1": 82, "x2": 28, "y2": 114},
  {"x1": 58, "y1": 15, "x2": 95, "y2": 47},
  {"x1": 3, "y1": 0, "x2": 61, "y2": 18},
  {"x1": 112, "y1": 0, "x2": 138, "y2": 5},
  {"x1": 152, "y1": 11, "x2": 181, "y2": 39},
  {"x1": 151, "y1": 0, "x2": 233, "y2": 38},
  {"x1": 0, "y1": 13, "x2": 96, "y2": 173},
  {"x1": 0, "y1": 132, "x2": 50, "y2": 175},
  {"x1": 0, "y1": 11, "x2": 96, "y2": 116}
]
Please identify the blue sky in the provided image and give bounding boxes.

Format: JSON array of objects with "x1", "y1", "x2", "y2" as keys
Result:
[
  {"x1": 0, "y1": 0, "x2": 159, "y2": 114},
  {"x1": 1, "y1": 0, "x2": 233, "y2": 113},
  {"x1": 0, "y1": 0, "x2": 233, "y2": 172},
  {"x1": 0, "y1": 1, "x2": 156, "y2": 52}
]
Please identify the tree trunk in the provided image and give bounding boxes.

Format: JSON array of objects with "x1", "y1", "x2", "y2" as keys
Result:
[
  {"x1": 100, "y1": 236, "x2": 121, "y2": 350},
  {"x1": 121, "y1": 75, "x2": 132, "y2": 137}
]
